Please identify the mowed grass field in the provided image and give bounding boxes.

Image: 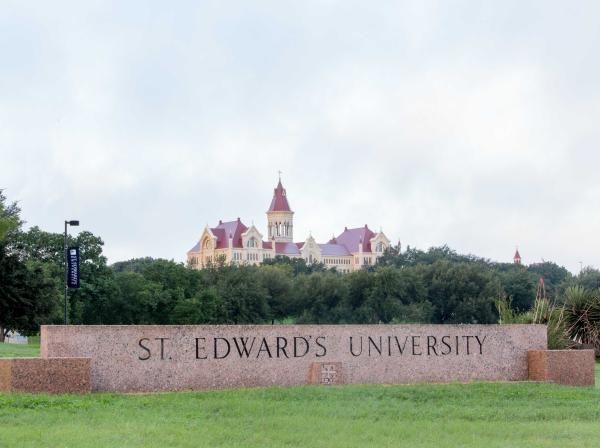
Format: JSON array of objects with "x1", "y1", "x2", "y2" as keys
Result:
[
  {"x1": 0, "y1": 339, "x2": 40, "y2": 358},
  {"x1": 1, "y1": 342, "x2": 599, "y2": 448}
]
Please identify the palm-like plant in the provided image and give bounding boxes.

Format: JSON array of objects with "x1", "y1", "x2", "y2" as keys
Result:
[{"x1": 562, "y1": 286, "x2": 600, "y2": 356}]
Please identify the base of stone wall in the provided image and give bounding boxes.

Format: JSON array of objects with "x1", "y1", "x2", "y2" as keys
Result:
[
  {"x1": 528, "y1": 350, "x2": 595, "y2": 387},
  {"x1": 0, "y1": 358, "x2": 91, "y2": 394}
]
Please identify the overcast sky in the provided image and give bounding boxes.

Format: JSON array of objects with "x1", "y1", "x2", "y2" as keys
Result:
[{"x1": 2, "y1": 1, "x2": 599, "y2": 273}]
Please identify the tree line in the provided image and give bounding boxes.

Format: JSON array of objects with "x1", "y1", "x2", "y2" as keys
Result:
[{"x1": 2, "y1": 190, "x2": 599, "y2": 339}]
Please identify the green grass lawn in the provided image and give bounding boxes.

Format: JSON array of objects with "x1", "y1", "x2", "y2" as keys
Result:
[
  {"x1": 1, "y1": 342, "x2": 599, "y2": 447},
  {"x1": 0, "y1": 341, "x2": 40, "y2": 358}
]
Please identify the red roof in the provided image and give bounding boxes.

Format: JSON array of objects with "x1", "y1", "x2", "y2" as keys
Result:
[
  {"x1": 514, "y1": 249, "x2": 521, "y2": 259},
  {"x1": 268, "y1": 180, "x2": 292, "y2": 212},
  {"x1": 275, "y1": 242, "x2": 300, "y2": 255},
  {"x1": 332, "y1": 225, "x2": 376, "y2": 253},
  {"x1": 262, "y1": 241, "x2": 273, "y2": 250},
  {"x1": 211, "y1": 219, "x2": 248, "y2": 249}
]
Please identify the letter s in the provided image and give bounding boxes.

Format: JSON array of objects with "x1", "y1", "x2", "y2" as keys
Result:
[
  {"x1": 315, "y1": 336, "x2": 327, "y2": 357},
  {"x1": 138, "y1": 338, "x2": 151, "y2": 360}
]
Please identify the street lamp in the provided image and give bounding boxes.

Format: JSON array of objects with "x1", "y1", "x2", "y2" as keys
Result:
[{"x1": 64, "y1": 220, "x2": 80, "y2": 324}]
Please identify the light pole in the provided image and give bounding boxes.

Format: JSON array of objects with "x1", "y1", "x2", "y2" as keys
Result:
[{"x1": 64, "y1": 219, "x2": 79, "y2": 324}]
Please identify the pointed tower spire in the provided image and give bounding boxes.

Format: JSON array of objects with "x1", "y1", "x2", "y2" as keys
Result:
[
  {"x1": 268, "y1": 178, "x2": 291, "y2": 212},
  {"x1": 514, "y1": 248, "x2": 522, "y2": 265},
  {"x1": 266, "y1": 175, "x2": 294, "y2": 243}
]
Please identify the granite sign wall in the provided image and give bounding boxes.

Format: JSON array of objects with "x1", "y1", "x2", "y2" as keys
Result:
[{"x1": 41, "y1": 324, "x2": 547, "y2": 392}]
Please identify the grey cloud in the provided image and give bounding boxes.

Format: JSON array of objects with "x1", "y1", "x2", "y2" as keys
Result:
[{"x1": 1, "y1": 1, "x2": 599, "y2": 273}]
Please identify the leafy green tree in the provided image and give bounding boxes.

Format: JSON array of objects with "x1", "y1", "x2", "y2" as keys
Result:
[
  {"x1": 421, "y1": 261, "x2": 501, "y2": 324},
  {"x1": 387, "y1": 267, "x2": 430, "y2": 322},
  {"x1": 172, "y1": 287, "x2": 224, "y2": 324},
  {"x1": 11, "y1": 226, "x2": 64, "y2": 265},
  {"x1": 9, "y1": 227, "x2": 64, "y2": 321},
  {"x1": 111, "y1": 257, "x2": 160, "y2": 273},
  {"x1": 293, "y1": 272, "x2": 350, "y2": 323},
  {"x1": 527, "y1": 261, "x2": 571, "y2": 301},
  {"x1": 262, "y1": 255, "x2": 327, "y2": 275},
  {"x1": 498, "y1": 266, "x2": 537, "y2": 312},
  {"x1": 345, "y1": 270, "x2": 375, "y2": 319},
  {"x1": 378, "y1": 245, "x2": 488, "y2": 268},
  {"x1": 256, "y1": 264, "x2": 294, "y2": 322},
  {"x1": 67, "y1": 232, "x2": 111, "y2": 323},
  {"x1": 0, "y1": 194, "x2": 56, "y2": 340},
  {"x1": 0, "y1": 190, "x2": 22, "y2": 242},
  {"x1": 573, "y1": 267, "x2": 600, "y2": 291},
  {"x1": 0, "y1": 244, "x2": 57, "y2": 340},
  {"x1": 347, "y1": 266, "x2": 430, "y2": 323},
  {"x1": 208, "y1": 265, "x2": 270, "y2": 324},
  {"x1": 11, "y1": 227, "x2": 119, "y2": 324},
  {"x1": 111, "y1": 272, "x2": 180, "y2": 324},
  {"x1": 355, "y1": 267, "x2": 404, "y2": 323},
  {"x1": 110, "y1": 272, "x2": 149, "y2": 323}
]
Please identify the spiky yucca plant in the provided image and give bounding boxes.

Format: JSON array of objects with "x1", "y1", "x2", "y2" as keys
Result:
[
  {"x1": 562, "y1": 286, "x2": 600, "y2": 356},
  {"x1": 530, "y1": 292, "x2": 571, "y2": 350}
]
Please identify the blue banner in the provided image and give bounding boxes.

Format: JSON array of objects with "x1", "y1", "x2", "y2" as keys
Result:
[{"x1": 67, "y1": 246, "x2": 80, "y2": 288}]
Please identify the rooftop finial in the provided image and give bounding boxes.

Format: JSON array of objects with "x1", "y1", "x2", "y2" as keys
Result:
[{"x1": 278, "y1": 169, "x2": 282, "y2": 181}]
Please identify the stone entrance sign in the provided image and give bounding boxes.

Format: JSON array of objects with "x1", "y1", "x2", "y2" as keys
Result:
[{"x1": 41, "y1": 324, "x2": 546, "y2": 392}]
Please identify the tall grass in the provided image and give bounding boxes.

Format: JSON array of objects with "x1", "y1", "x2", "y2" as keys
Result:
[
  {"x1": 497, "y1": 294, "x2": 570, "y2": 349},
  {"x1": 497, "y1": 285, "x2": 600, "y2": 353}
]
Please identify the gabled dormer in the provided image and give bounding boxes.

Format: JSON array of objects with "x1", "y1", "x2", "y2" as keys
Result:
[
  {"x1": 241, "y1": 225, "x2": 264, "y2": 249},
  {"x1": 300, "y1": 234, "x2": 321, "y2": 264},
  {"x1": 198, "y1": 226, "x2": 218, "y2": 251},
  {"x1": 370, "y1": 231, "x2": 391, "y2": 256}
]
